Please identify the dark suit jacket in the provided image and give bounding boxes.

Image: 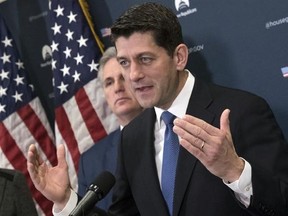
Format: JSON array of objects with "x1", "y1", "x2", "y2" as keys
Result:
[
  {"x1": 108, "y1": 78, "x2": 288, "y2": 216},
  {"x1": 0, "y1": 168, "x2": 38, "y2": 216},
  {"x1": 78, "y1": 128, "x2": 121, "y2": 211}
]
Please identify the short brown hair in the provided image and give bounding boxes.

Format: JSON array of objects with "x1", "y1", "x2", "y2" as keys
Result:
[{"x1": 111, "y1": 2, "x2": 183, "y2": 57}]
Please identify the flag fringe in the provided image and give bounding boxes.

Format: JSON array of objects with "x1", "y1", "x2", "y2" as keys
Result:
[{"x1": 78, "y1": 0, "x2": 104, "y2": 54}]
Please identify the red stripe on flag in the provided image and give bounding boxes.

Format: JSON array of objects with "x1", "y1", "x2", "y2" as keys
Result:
[
  {"x1": 55, "y1": 106, "x2": 80, "y2": 171},
  {"x1": 75, "y1": 88, "x2": 107, "y2": 142},
  {"x1": 0, "y1": 122, "x2": 27, "y2": 169},
  {"x1": 0, "y1": 122, "x2": 53, "y2": 216},
  {"x1": 17, "y1": 104, "x2": 57, "y2": 166}
]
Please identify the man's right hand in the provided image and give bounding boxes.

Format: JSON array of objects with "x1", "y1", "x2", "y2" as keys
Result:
[{"x1": 27, "y1": 144, "x2": 71, "y2": 210}]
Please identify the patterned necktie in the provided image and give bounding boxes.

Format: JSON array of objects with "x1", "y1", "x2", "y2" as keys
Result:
[{"x1": 161, "y1": 111, "x2": 180, "y2": 216}]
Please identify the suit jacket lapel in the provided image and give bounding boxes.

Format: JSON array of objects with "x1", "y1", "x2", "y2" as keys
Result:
[
  {"x1": 174, "y1": 78, "x2": 215, "y2": 215},
  {"x1": 138, "y1": 108, "x2": 170, "y2": 215},
  {"x1": 105, "y1": 129, "x2": 121, "y2": 172}
]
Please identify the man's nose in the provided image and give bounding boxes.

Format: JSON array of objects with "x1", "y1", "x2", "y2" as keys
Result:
[
  {"x1": 129, "y1": 62, "x2": 143, "y2": 81},
  {"x1": 114, "y1": 80, "x2": 125, "y2": 92}
]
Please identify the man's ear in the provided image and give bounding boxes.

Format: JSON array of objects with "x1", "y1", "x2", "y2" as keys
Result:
[{"x1": 174, "y1": 44, "x2": 188, "y2": 71}]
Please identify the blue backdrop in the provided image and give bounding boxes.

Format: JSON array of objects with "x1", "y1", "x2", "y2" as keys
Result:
[{"x1": 1, "y1": 0, "x2": 287, "y2": 139}]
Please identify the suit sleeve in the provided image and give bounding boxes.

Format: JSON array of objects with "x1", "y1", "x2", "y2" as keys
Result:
[
  {"x1": 78, "y1": 155, "x2": 89, "y2": 197},
  {"x1": 230, "y1": 95, "x2": 288, "y2": 215},
  {"x1": 13, "y1": 171, "x2": 38, "y2": 216}
]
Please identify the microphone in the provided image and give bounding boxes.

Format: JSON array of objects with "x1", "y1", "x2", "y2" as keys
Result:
[{"x1": 69, "y1": 171, "x2": 115, "y2": 216}]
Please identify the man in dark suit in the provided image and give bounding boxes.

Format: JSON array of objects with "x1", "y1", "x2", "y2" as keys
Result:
[
  {"x1": 77, "y1": 47, "x2": 143, "y2": 211},
  {"x1": 27, "y1": 2, "x2": 288, "y2": 216},
  {"x1": 105, "y1": 3, "x2": 288, "y2": 215},
  {"x1": 0, "y1": 168, "x2": 38, "y2": 216}
]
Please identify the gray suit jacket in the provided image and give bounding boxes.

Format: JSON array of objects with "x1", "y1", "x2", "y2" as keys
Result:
[{"x1": 0, "y1": 168, "x2": 38, "y2": 216}]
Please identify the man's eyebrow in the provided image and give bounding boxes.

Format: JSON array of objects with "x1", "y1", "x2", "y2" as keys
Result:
[
  {"x1": 117, "y1": 52, "x2": 153, "y2": 60},
  {"x1": 104, "y1": 76, "x2": 113, "y2": 81},
  {"x1": 116, "y1": 56, "x2": 125, "y2": 60}
]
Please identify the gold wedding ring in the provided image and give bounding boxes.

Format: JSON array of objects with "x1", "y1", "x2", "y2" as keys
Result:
[{"x1": 201, "y1": 141, "x2": 205, "y2": 150}]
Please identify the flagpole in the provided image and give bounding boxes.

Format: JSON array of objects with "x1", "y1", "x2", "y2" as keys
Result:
[{"x1": 78, "y1": 0, "x2": 104, "y2": 54}]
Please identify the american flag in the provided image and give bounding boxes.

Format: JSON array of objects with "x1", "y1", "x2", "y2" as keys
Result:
[
  {"x1": 0, "y1": 15, "x2": 56, "y2": 215},
  {"x1": 100, "y1": 27, "x2": 111, "y2": 38},
  {"x1": 281, "y1": 66, "x2": 288, "y2": 78},
  {"x1": 50, "y1": 0, "x2": 118, "y2": 191}
]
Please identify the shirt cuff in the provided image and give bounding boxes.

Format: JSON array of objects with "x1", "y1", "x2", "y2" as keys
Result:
[
  {"x1": 223, "y1": 158, "x2": 253, "y2": 207},
  {"x1": 53, "y1": 189, "x2": 78, "y2": 216}
]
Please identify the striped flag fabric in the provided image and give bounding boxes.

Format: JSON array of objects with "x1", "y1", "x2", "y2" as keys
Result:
[
  {"x1": 50, "y1": 0, "x2": 118, "y2": 191},
  {"x1": 0, "y1": 15, "x2": 56, "y2": 215}
]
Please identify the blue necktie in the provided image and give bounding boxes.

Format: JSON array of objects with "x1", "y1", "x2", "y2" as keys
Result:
[{"x1": 161, "y1": 111, "x2": 180, "y2": 216}]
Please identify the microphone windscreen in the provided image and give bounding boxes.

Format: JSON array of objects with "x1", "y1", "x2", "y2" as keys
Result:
[
  {"x1": 90, "y1": 171, "x2": 115, "y2": 197},
  {"x1": 69, "y1": 171, "x2": 115, "y2": 216}
]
